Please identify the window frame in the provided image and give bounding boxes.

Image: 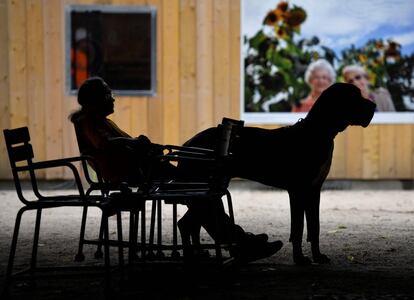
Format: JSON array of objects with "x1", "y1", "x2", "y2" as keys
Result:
[{"x1": 65, "y1": 4, "x2": 157, "y2": 96}]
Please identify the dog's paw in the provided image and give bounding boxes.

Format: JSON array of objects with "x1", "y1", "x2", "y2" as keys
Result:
[
  {"x1": 293, "y1": 255, "x2": 312, "y2": 266},
  {"x1": 313, "y1": 253, "x2": 330, "y2": 264}
]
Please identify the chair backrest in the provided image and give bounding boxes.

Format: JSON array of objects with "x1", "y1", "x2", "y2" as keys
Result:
[
  {"x1": 221, "y1": 117, "x2": 244, "y2": 128},
  {"x1": 216, "y1": 123, "x2": 232, "y2": 158},
  {"x1": 72, "y1": 122, "x2": 101, "y2": 185},
  {"x1": 220, "y1": 117, "x2": 244, "y2": 155},
  {"x1": 210, "y1": 118, "x2": 244, "y2": 190},
  {"x1": 72, "y1": 121, "x2": 90, "y2": 159},
  {"x1": 3, "y1": 127, "x2": 41, "y2": 203},
  {"x1": 3, "y1": 127, "x2": 34, "y2": 164},
  {"x1": 72, "y1": 122, "x2": 117, "y2": 197}
]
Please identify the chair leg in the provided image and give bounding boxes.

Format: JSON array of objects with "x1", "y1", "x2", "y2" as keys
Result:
[
  {"x1": 171, "y1": 203, "x2": 180, "y2": 259},
  {"x1": 30, "y1": 208, "x2": 42, "y2": 270},
  {"x1": 156, "y1": 200, "x2": 164, "y2": 258},
  {"x1": 214, "y1": 239, "x2": 223, "y2": 262},
  {"x1": 129, "y1": 212, "x2": 138, "y2": 264},
  {"x1": 214, "y1": 200, "x2": 223, "y2": 262},
  {"x1": 75, "y1": 206, "x2": 88, "y2": 262},
  {"x1": 226, "y1": 191, "x2": 235, "y2": 226},
  {"x1": 128, "y1": 212, "x2": 135, "y2": 263},
  {"x1": 226, "y1": 191, "x2": 236, "y2": 254},
  {"x1": 102, "y1": 212, "x2": 111, "y2": 294},
  {"x1": 134, "y1": 212, "x2": 139, "y2": 258},
  {"x1": 4, "y1": 207, "x2": 26, "y2": 295},
  {"x1": 223, "y1": 191, "x2": 236, "y2": 263},
  {"x1": 148, "y1": 200, "x2": 156, "y2": 258},
  {"x1": 140, "y1": 206, "x2": 146, "y2": 260},
  {"x1": 95, "y1": 214, "x2": 104, "y2": 259},
  {"x1": 116, "y1": 212, "x2": 124, "y2": 277}
]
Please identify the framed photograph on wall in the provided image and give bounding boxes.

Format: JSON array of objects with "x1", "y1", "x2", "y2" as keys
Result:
[
  {"x1": 241, "y1": 0, "x2": 414, "y2": 124},
  {"x1": 65, "y1": 5, "x2": 157, "y2": 96}
]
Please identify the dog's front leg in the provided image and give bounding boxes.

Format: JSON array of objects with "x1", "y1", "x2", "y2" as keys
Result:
[
  {"x1": 305, "y1": 189, "x2": 330, "y2": 264},
  {"x1": 288, "y1": 190, "x2": 312, "y2": 265}
]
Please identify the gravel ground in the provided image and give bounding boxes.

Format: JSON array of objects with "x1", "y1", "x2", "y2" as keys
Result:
[{"x1": 0, "y1": 182, "x2": 413, "y2": 299}]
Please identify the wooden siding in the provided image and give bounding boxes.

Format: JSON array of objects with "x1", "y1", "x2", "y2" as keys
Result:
[
  {"x1": 0, "y1": 0, "x2": 10, "y2": 179},
  {"x1": 0, "y1": 0, "x2": 413, "y2": 180}
]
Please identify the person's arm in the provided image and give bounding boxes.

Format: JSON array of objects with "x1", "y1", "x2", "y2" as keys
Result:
[
  {"x1": 383, "y1": 89, "x2": 396, "y2": 112},
  {"x1": 83, "y1": 119, "x2": 162, "y2": 159},
  {"x1": 109, "y1": 135, "x2": 164, "y2": 158},
  {"x1": 108, "y1": 135, "x2": 152, "y2": 149}
]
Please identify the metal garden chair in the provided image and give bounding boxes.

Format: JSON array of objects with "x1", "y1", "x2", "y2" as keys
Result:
[
  {"x1": 73, "y1": 118, "x2": 242, "y2": 265},
  {"x1": 139, "y1": 118, "x2": 243, "y2": 262},
  {"x1": 2, "y1": 127, "x2": 123, "y2": 296}
]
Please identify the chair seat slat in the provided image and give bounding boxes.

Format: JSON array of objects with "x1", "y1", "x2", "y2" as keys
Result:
[{"x1": 10, "y1": 144, "x2": 34, "y2": 162}]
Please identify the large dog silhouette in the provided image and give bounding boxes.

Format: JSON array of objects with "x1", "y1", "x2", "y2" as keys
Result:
[{"x1": 185, "y1": 83, "x2": 376, "y2": 265}]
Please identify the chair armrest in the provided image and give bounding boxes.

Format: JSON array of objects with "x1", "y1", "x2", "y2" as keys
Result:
[
  {"x1": 16, "y1": 156, "x2": 87, "y2": 171},
  {"x1": 71, "y1": 155, "x2": 125, "y2": 196},
  {"x1": 16, "y1": 157, "x2": 87, "y2": 200},
  {"x1": 163, "y1": 144, "x2": 214, "y2": 155},
  {"x1": 159, "y1": 145, "x2": 218, "y2": 163},
  {"x1": 76, "y1": 155, "x2": 106, "y2": 186},
  {"x1": 160, "y1": 154, "x2": 216, "y2": 163}
]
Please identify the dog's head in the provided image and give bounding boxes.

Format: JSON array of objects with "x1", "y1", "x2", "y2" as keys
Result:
[{"x1": 306, "y1": 83, "x2": 376, "y2": 133}]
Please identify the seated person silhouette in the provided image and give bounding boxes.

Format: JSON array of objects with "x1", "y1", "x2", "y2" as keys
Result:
[{"x1": 70, "y1": 77, "x2": 283, "y2": 262}]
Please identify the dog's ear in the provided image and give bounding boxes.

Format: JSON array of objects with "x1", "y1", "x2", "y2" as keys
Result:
[
  {"x1": 336, "y1": 83, "x2": 376, "y2": 128},
  {"x1": 306, "y1": 83, "x2": 350, "y2": 131},
  {"x1": 349, "y1": 93, "x2": 376, "y2": 127},
  {"x1": 307, "y1": 83, "x2": 376, "y2": 132}
]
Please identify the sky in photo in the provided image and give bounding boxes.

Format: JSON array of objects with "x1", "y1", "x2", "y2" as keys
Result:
[{"x1": 243, "y1": 0, "x2": 414, "y2": 56}]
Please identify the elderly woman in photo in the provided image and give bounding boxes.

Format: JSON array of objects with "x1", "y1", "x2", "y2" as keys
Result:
[
  {"x1": 342, "y1": 65, "x2": 396, "y2": 112},
  {"x1": 291, "y1": 59, "x2": 336, "y2": 112}
]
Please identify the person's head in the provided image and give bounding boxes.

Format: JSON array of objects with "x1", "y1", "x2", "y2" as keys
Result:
[
  {"x1": 304, "y1": 59, "x2": 336, "y2": 96},
  {"x1": 77, "y1": 77, "x2": 115, "y2": 117},
  {"x1": 342, "y1": 65, "x2": 370, "y2": 97}
]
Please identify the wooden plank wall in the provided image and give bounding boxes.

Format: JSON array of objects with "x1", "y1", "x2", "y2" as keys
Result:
[
  {"x1": 0, "y1": 0, "x2": 10, "y2": 179},
  {"x1": 0, "y1": 0, "x2": 413, "y2": 180}
]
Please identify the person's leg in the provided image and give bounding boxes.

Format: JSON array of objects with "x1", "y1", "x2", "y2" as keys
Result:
[
  {"x1": 163, "y1": 157, "x2": 282, "y2": 262},
  {"x1": 179, "y1": 196, "x2": 282, "y2": 263},
  {"x1": 186, "y1": 197, "x2": 244, "y2": 243}
]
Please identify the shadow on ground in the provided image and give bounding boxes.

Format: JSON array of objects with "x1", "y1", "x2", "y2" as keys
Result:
[
  {"x1": 1, "y1": 183, "x2": 413, "y2": 299},
  {"x1": 2, "y1": 261, "x2": 414, "y2": 300}
]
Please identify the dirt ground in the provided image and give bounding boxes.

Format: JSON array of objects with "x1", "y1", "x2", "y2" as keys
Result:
[{"x1": 0, "y1": 181, "x2": 413, "y2": 299}]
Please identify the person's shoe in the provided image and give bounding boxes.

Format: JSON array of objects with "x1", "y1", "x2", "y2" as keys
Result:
[
  {"x1": 231, "y1": 240, "x2": 283, "y2": 264},
  {"x1": 242, "y1": 232, "x2": 268, "y2": 244}
]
